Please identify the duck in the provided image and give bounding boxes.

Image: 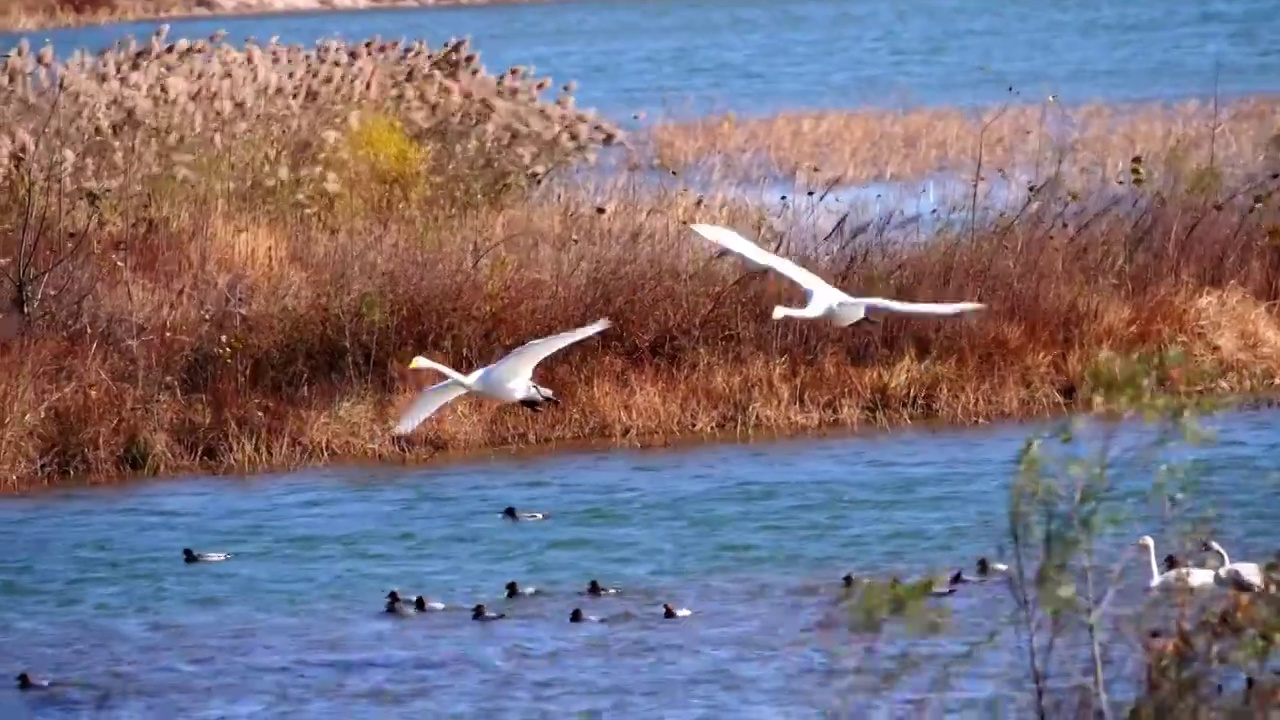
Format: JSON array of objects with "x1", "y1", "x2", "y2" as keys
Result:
[
  {"x1": 501, "y1": 506, "x2": 546, "y2": 522},
  {"x1": 570, "y1": 608, "x2": 603, "y2": 623},
  {"x1": 471, "y1": 604, "x2": 506, "y2": 621},
  {"x1": 1136, "y1": 535, "x2": 1217, "y2": 591},
  {"x1": 976, "y1": 557, "x2": 1009, "y2": 577},
  {"x1": 1201, "y1": 540, "x2": 1265, "y2": 593},
  {"x1": 662, "y1": 603, "x2": 693, "y2": 619},
  {"x1": 930, "y1": 579, "x2": 958, "y2": 597},
  {"x1": 841, "y1": 573, "x2": 861, "y2": 589},
  {"x1": 948, "y1": 569, "x2": 977, "y2": 586},
  {"x1": 183, "y1": 548, "x2": 232, "y2": 563},
  {"x1": 582, "y1": 579, "x2": 619, "y2": 596},
  {"x1": 413, "y1": 596, "x2": 446, "y2": 612},
  {"x1": 16, "y1": 672, "x2": 51, "y2": 690},
  {"x1": 505, "y1": 581, "x2": 538, "y2": 599},
  {"x1": 384, "y1": 590, "x2": 414, "y2": 616}
]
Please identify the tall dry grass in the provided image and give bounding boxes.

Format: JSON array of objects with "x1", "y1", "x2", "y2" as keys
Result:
[
  {"x1": 652, "y1": 98, "x2": 1280, "y2": 189},
  {"x1": 0, "y1": 0, "x2": 541, "y2": 32},
  {"x1": 1, "y1": 31, "x2": 1279, "y2": 492}
]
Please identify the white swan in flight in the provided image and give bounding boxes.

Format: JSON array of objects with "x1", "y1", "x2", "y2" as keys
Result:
[
  {"x1": 392, "y1": 318, "x2": 611, "y2": 436},
  {"x1": 688, "y1": 223, "x2": 986, "y2": 328},
  {"x1": 1136, "y1": 536, "x2": 1217, "y2": 591},
  {"x1": 1201, "y1": 540, "x2": 1265, "y2": 592}
]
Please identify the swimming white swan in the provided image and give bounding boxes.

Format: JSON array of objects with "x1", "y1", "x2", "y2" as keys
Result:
[
  {"x1": 1202, "y1": 540, "x2": 1265, "y2": 592},
  {"x1": 688, "y1": 224, "x2": 986, "y2": 327},
  {"x1": 392, "y1": 318, "x2": 612, "y2": 436},
  {"x1": 1136, "y1": 536, "x2": 1217, "y2": 591}
]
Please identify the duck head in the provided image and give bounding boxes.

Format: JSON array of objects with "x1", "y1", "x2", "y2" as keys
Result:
[
  {"x1": 182, "y1": 548, "x2": 197, "y2": 562},
  {"x1": 1200, "y1": 540, "x2": 1225, "y2": 554},
  {"x1": 570, "y1": 608, "x2": 584, "y2": 623},
  {"x1": 976, "y1": 557, "x2": 991, "y2": 575},
  {"x1": 413, "y1": 596, "x2": 427, "y2": 612},
  {"x1": 15, "y1": 673, "x2": 31, "y2": 689},
  {"x1": 471, "y1": 604, "x2": 487, "y2": 619},
  {"x1": 662, "y1": 603, "x2": 676, "y2": 619},
  {"x1": 386, "y1": 590, "x2": 402, "y2": 603},
  {"x1": 505, "y1": 581, "x2": 520, "y2": 598},
  {"x1": 502, "y1": 506, "x2": 518, "y2": 520},
  {"x1": 587, "y1": 579, "x2": 603, "y2": 594},
  {"x1": 841, "y1": 573, "x2": 855, "y2": 588}
]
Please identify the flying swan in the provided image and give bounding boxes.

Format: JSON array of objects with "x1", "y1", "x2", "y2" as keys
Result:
[
  {"x1": 1136, "y1": 535, "x2": 1217, "y2": 591},
  {"x1": 392, "y1": 319, "x2": 611, "y2": 436},
  {"x1": 1201, "y1": 540, "x2": 1266, "y2": 592},
  {"x1": 688, "y1": 223, "x2": 986, "y2": 327}
]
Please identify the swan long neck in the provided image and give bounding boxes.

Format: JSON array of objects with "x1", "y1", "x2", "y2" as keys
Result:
[
  {"x1": 1145, "y1": 544, "x2": 1160, "y2": 582},
  {"x1": 415, "y1": 358, "x2": 473, "y2": 388},
  {"x1": 772, "y1": 304, "x2": 825, "y2": 320},
  {"x1": 1210, "y1": 543, "x2": 1230, "y2": 566}
]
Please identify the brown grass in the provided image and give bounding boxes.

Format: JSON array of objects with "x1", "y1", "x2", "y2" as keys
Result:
[
  {"x1": 0, "y1": 0, "x2": 566, "y2": 32},
  {"x1": 651, "y1": 99, "x2": 1280, "y2": 189},
  {"x1": 2, "y1": 32, "x2": 1280, "y2": 493}
]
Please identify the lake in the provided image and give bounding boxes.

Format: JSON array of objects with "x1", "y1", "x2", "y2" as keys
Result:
[
  {"x1": 3, "y1": 0, "x2": 1280, "y2": 716},
  {"x1": 2, "y1": 0, "x2": 1279, "y2": 118},
  {"x1": 2, "y1": 408, "x2": 1279, "y2": 717}
]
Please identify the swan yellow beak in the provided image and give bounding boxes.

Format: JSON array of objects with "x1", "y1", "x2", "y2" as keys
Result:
[{"x1": 408, "y1": 356, "x2": 430, "y2": 370}]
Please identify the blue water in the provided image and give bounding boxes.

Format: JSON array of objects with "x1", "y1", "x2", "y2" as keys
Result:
[
  {"x1": 3, "y1": 0, "x2": 1279, "y2": 117},
  {"x1": 3, "y1": 409, "x2": 1279, "y2": 717}
]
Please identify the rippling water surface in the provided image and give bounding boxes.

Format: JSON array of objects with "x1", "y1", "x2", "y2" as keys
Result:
[
  {"x1": 3, "y1": 410, "x2": 1280, "y2": 717},
  {"x1": 3, "y1": 0, "x2": 1279, "y2": 116}
]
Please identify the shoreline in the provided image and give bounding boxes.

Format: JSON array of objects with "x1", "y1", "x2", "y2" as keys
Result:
[
  {"x1": 1, "y1": 405, "x2": 1033, "y2": 498},
  {"x1": 0, "y1": 0, "x2": 567, "y2": 34},
  {"x1": 11, "y1": 390, "x2": 1280, "y2": 499}
]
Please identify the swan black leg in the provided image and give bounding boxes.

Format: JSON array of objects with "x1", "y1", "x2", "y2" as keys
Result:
[{"x1": 519, "y1": 399, "x2": 545, "y2": 413}]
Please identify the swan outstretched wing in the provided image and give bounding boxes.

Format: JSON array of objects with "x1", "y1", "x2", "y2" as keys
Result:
[
  {"x1": 488, "y1": 319, "x2": 612, "y2": 386},
  {"x1": 393, "y1": 380, "x2": 470, "y2": 435},
  {"x1": 689, "y1": 224, "x2": 843, "y2": 298},
  {"x1": 861, "y1": 298, "x2": 987, "y2": 318}
]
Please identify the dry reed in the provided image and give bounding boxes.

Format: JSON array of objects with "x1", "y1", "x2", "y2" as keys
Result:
[
  {"x1": 652, "y1": 98, "x2": 1280, "y2": 189},
  {"x1": 2, "y1": 32, "x2": 1279, "y2": 493},
  {"x1": 0, "y1": 0, "x2": 556, "y2": 32}
]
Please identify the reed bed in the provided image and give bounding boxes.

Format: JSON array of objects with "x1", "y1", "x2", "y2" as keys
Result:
[
  {"x1": 0, "y1": 0, "x2": 533, "y2": 32},
  {"x1": 1, "y1": 32, "x2": 1279, "y2": 492},
  {"x1": 651, "y1": 98, "x2": 1280, "y2": 190}
]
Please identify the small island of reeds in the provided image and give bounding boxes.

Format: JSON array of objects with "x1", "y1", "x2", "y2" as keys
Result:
[{"x1": 2, "y1": 28, "x2": 1280, "y2": 492}]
